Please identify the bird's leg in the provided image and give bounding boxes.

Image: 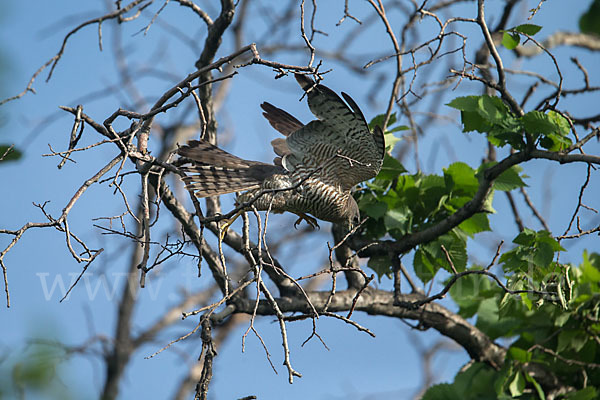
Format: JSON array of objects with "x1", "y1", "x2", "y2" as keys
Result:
[
  {"x1": 219, "y1": 210, "x2": 243, "y2": 240},
  {"x1": 293, "y1": 212, "x2": 320, "y2": 230}
]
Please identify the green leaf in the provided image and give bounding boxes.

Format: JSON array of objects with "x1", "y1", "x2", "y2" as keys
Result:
[
  {"x1": 447, "y1": 96, "x2": 480, "y2": 112},
  {"x1": 376, "y1": 154, "x2": 407, "y2": 180},
  {"x1": 0, "y1": 145, "x2": 22, "y2": 162},
  {"x1": 498, "y1": 292, "x2": 517, "y2": 319},
  {"x1": 533, "y1": 241, "x2": 554, "y2": 268},
  {"x1": 563, "y1": 386, "x2": 598, "y2": 400},
  {"x1": 448, "y1": 96, "x2": 518, "y2": 141},
  {"x1": 522, "y1": 111, "x2": 558, "y2": 136},
  {"x1": 548, "y1": 111, "x2": 570, "y2": 136},
  {"x1": 481, "y1": 189, "x2": 496, "y2": 214},
  {"x1": 524, "y1": 373, "x2": 546, "y2": 400},
  {"x1": 501, "y1": 230, "x2": 564, "y2": 273},
  {"x1": 522, "y1": 110, "x2": 571, "y2": 150},
  {"x1": 364, "y1": 201, "x2": 387, "y2": 219},
  {"x1": 444, "y1": 162, "x2": 478, "y2": 195},
  {"x1": 508, "y1": 347, "x2": 532, "y2": 363},
  {"x1": 579, "y1": 0, "x2": 600, "y2": 35},
  {"x1": 554, "y1": 312, "x2": 570, "y2": 327},
  {"x1": 515, "y1": 24, "x2": 542, "y2": 35},
  {"x1": 540, "y1": 133, "x2": 572, "y2": 151},
  {"x1": 459, "y1": 213, "x2": 491, "y2": 236},
  {"x1": 11, "y1": 344, "x2": 61, "y2": 390},
  {"x1": 461, "y1": 111, "x2": 492, "y2": 133},
  {"x1": 476, "y1": 297, "x2": 521, "y2": 339},
  {"x1": 387, "y1": 125, "x2": 410, "y2": 134},
  {"x1": 513, "y1": 228, "x2": 537, "y2": 246},
  {"x1": 519, "y1": 292, "x2": 533, "y2": 311},
  {"x1": 453, "y1": 363, "x2": 498, "y2": 399},
  {"x1": 488, "y1": 130, "x2": 526, "y2": 149},
  {"x1": 508, "y1": 371, "x2": 526, "y2": 397},
  {"x1": 369, "y1": 113, "x2": 394, "y2": 130},
  {"x1": 449, "y1": 273, "x2": 491, "y2": 318},
  {"x1": 494, "y1": 363, "x2": 515, "y2": 397},
  {"x1": 494, "y1": 165, "x2": 527, "y2": 191},
  {"x1": 477, "y1": 96, "x2": 509, "y2": 124},
  {"x1": 420, "y1": 231, "x2": 468, "y2": 275},
  {"x1": 558, "y1": 330, "x2": 588, "y2": 353},
  {"x1": 384, "y1": 208, "x2": 409, "y2": 232},
  {"x1": 502, "y1": 31, "x2": 520, "y2": 49},
  {"x1": 414, "y1": 248, "x2": 437, "y2": 283},
  {"x1": 367, "y1": 255, "x2": 392, "y2": 279},
  {"x1": 384, "y1": 132, "x2": 402, "y2": 153},
  {"x1": 368, "y1": 113, "x2": 400, "y2": 131},
  {"x1": 422, "y1": 383, "x2": 460, "y2": 400},
  {"x1": 535, "y1": 230, "x2": 565, "y2": 252},
  {"x1": 581, "y1": 250, "x2": 600, "y2": 283}
]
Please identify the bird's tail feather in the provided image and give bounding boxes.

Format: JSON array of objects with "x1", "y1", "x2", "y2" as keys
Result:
[
  {"x1": 179, "y1": 140, "x2": 252, "y2": 169},
  {"x1": 180, "y1": 165, "x2": 262, "y2": 198},
  {"x1": 178, "y1": 140, "x2": 280, "y2": 198}
]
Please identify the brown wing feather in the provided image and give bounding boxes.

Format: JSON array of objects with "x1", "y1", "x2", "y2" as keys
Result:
[
  {"x1": 260, "y1": 102, "x2": 304, "y2": 136},
  {"x1": 270, "y1": 138, "x2": 290, "y2": 157}
]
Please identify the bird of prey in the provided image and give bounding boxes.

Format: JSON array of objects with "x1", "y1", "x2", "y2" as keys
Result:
[{"x1": 178, "y1": 73, "x2": 385, "y2": 229}]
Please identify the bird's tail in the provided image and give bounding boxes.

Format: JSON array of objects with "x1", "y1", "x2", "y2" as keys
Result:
[{"x1": 178, "y1": 140, "x2": 280, "y2": 198}]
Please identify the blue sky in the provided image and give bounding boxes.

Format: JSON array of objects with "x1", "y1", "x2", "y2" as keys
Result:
[{"x1": 0, "y1": 1, "x2": 598, "y2": 399}]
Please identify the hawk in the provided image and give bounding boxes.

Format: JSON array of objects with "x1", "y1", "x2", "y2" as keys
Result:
[{"x1": 178, "y1": 74, "x2": 385, "y2": 228}]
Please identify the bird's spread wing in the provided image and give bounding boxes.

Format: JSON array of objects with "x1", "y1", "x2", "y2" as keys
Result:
[{"x1": 281, "y1": 74, "x2": 384, "y2": 190}]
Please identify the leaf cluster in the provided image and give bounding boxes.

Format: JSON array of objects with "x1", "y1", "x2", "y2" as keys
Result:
[
  {"x1": 428, "y1": 252, "x2": 600, "y2": 399},
  {"x1": 356, "y1": 113, "x2": 526, "y2": 280},
  {"x1": 360, "y1": 88, "x2": 597, "y2": 398},
  {"x1": 447, "y1": 95, "x2": 571, "y2": 151}
]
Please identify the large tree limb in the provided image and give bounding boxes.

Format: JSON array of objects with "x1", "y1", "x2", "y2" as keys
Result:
[{"x1": 230, "y1": 287, "x2": 565, "y2": 392}]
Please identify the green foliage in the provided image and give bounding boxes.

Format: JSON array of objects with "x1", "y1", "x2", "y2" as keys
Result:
[
  {"x1": 499, "y1": 228, "x2": 565, "y2": 274},
  {"x1": 11, "y1": 345, "x2": 59, "y2": 391},
  {"x1": 356, "y1": 114, "x2": 528, "y2": 281},
  {"x1": 502, "y1": 31, "x2": 520, "y2": 50},
  {"x1": 447, "y1": 95, "x2": 524, "y2": 148},
  {"x1": 357, "y1": 156, "x2": 512, "y2": 280},
  {"x1": 501, "y1": 24, "x2": 542, "y2": 49},
  {"x1": 377, "y1": 154, "x2": 407, "y2": 180},
  {"x1": 423, "y1": 363, "x2": 499, "y2": 400},
  {"x1": 438, "y1": 251, "x2": 600, "y2": 399},
  {"x1": 364, "y1": 93, "x2": 596, "y2": 398},
  {"x1": 486, "y1": 164, "x2": 527, "y2": 192},
  {"x1": 564, "y1": 387, "x2": 598, "y2": 400},
  {"x1": 447, "y1": 95, "x2": 571, "y2": 150},
  {"x1": 368, "y1": 112, "x2": 408, "y2": 153},
  {"x1": 522, "y1": 111, "x2": 572, "y2": 151},
  {"x1": 414, "y1": 230, "x2": 467, "y2": 282},
  {"x1": 0, "y1": 342, "x2": 75, "y2": 400},
  {"x1": 0, "y1": 144, "x2": 22, "y2": 162},
  {"x1": 579, "y1": 0, "x2": 600, "y2": 35},
  {"x1": 513, "y1": 24, "x2": 543, "y2": 36},
  {"x1": 356, "y1": 106, "x2": 540, "y2": 280}
]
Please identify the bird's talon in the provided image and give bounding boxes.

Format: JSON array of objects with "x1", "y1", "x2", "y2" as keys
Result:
[{"x1": 294, "y1": 213, "x2": 320, "y2": 230}]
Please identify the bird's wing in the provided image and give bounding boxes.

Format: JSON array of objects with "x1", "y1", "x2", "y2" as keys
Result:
[
  {"x1": 282, "y1": 74, "x2": 384, "y2": 190},
  {"x1": 261, "y1": 102, "x2": 304, "y2": 137}
]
